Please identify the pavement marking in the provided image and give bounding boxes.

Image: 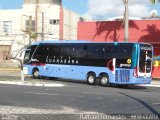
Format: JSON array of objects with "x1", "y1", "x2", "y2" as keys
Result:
[
  {"x1": 0, "y1": 81, "x2": 64, "y2": 87},
  {"x1": 138, "y1": 84, "x2": 160, "y2": 88},
  {"x1": 43, "y1": 84, "x2": 64, "y2": 87},
  {"x1": 0, "y1": 85, "x2": 10, "y2": 88},
  {"x1": 82, "y1": 92, "x2": 112, "y2": 96},
  {"x1": 25, "y1": 92, "x2": 59, "y2": 96},
  {"x1": 153, "y1": 103, "x2": 160, "y2": 105},
  {"x1": 97, "y1": 97, "x2": 102, "y2": 100},
  {"x1": 0, "y1": 105, "x2": 100, "y2": 114}
]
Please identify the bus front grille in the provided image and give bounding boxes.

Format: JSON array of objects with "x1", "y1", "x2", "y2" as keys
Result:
[{"x1": 115, "y1": 70, "x2": 130, "y2": 83}]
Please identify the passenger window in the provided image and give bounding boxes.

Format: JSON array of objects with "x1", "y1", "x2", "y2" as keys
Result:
[{"x1": 88, "y1": 45, "x2": 105, "y2": 58}]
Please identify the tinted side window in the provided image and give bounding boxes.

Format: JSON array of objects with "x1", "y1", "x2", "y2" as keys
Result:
[
  {"x1": 105, "y1": 44, "x2": 133, "y2": 59},
  {"x1": 88, "y1": 44, "x2": 105, "y2": 58},
  {"x1": 105, "y1": 45, "x2": 116, "y2": 58},
  {"x1": 60, "y1": 45, "x2": 88, "y2": 58},
  {"x1": 61, "y1": 46, "x2": 76, "y2": 57},
  {"x1": 117, "y1": 44, "x2": 133, "y2": 59},
  {"x1": 49, "y1": 45, "x2": 61, "y2": 57},
  {"x1": 74, "y1": 45, "x2": 87, "y2": 58},
  {"x1": 32, "y1": 45, "x2": 49, "y2": 62}
]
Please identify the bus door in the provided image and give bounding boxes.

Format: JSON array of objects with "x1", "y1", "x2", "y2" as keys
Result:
[{"x1": 138, "y1": 45, "x2": 152, "y2": 78}]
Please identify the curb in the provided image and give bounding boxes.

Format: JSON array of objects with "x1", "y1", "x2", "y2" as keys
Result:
[
  {"x1": 0, "y1": 80, "x2": 160, "y2": 88},
  {"x1": 140, "y1": 84, "x2": 160, "y2": 87}
]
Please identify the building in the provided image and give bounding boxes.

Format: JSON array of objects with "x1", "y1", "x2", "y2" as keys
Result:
[{"x1": 0, "y1": 0, "x2": 86, "y2": 62}]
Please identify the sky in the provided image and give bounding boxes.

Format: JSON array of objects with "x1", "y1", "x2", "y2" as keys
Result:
[{"x1": 0, "y1": 0, "x2": 160, "y2": 20}]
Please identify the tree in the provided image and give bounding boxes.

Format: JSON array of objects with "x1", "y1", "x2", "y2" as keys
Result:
[
  {"x1": 123, "y1": 0, "x2": 160, "y2": 42},
  {"x1": 150, "y1": 0, "x2": 160, "y2": 4},
  {"x1": 123, "y1": 0, "x2": 129, "y2": 42},
  {"x1": 4, "y1": 40, "x2": 28, "y2": 82}
]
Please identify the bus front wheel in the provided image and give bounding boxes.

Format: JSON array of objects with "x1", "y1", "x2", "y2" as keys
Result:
[
  {"x1": 99, "y1": 74, "x2": 110, "y2": 87},
  {"x1": 87, "y1": 73, "x2": 97, "y2": 85},
  {"x1": 32, "y1": 69, "x2": 40, "y2": 79}
]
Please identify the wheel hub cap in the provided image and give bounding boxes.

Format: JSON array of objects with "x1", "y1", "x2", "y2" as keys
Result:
[{"x1": 88, "y1": 76, "x2": 94, "y2": 83}]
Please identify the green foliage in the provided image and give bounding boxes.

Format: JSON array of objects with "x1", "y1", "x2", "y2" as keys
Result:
[
  {"x1": 150, "y1": 0, "x2": 156, "y2": 4},
  {"x1": 150, "y1": 0, "x2": 160, "y2": 4},
  {"x1": 31, "y1": 32, "x2": 38, "y2": 39},
  {"x1": 22, "y1": 30, "x2": 38, "y2": 39}
]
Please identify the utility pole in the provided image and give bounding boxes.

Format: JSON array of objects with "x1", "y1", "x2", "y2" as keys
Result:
[
  {"x1": 29, "y1": 16, "x2": 32, "y2": 45},
  {"x1": 35, "y1": 0, "x2": 39, "y2": 34},
  {"x1": 42, "y1": 12, "x2": 44, "y2": 40},
  {"x1": 124, "y1": 0, "x2": 129, "y2": 42}
]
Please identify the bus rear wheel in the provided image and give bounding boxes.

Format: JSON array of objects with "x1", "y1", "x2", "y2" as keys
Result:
[
  {"x1": 99, "y1": 74, "x2": 110, "y2": 87},
  {"x1": 87, "y1": 73, "x2": 97, "y2": 85},
  {"x1": 32, "y1": 69, "x2": 40, "y2": 79}
]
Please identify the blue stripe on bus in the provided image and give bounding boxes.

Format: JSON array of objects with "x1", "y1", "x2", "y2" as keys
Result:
[
  {"x1": 25, "y1": 64, "x2": 113, "y2": 80},
  {"x1": 24, "y1": 64, "x2": 151, "y2": 84}
]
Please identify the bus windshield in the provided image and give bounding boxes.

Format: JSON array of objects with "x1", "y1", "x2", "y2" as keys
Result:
[{"x1": 24, "y1": 45, "x2": 37, "y2": 63}]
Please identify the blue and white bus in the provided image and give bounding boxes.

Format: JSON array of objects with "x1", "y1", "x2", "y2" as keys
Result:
[{"x1": 23, "y1": 40, "x2": 153, "y2": 86}]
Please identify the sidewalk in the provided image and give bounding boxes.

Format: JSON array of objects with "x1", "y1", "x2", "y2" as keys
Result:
[
  {"x1": 0, "y1": 60, "x2": 20, "y2": 71},
  {"x1": 144, "y1": 79, "x2": 160, "y2": 87},
  {"x1": 152, "y1": 79, "x2": 160, "y2": 83},
  {"x1": 0, "y1": 61, "x2": 64, "y2": 87},
  {"x1": 0, "y1": 68, "x2": 20, "y2": 71},
  {"x1": 0, "y1": 75, "x2": 65, "y2": 87}
]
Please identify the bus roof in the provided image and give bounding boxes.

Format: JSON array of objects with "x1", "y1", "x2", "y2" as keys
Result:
[
  {"x1": 31, "y1": 40, "x2": 90, "y2": 45},
  {"x1": 30, "y1": 40, "x2": 151, "y2": 46}
]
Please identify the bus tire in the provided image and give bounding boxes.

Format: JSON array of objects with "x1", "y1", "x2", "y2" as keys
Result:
[
  {"x1": 99, "y1": 74, "x2": 110, "y2": 87},
  {"x1": 32, "y1": 68, "x2": 40, "y2": 79},
  {"x1": 87, "y1": 73, "x2": 97, "y2": 85}
]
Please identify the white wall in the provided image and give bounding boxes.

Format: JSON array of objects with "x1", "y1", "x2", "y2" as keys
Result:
[
  {"x1": 0, "y1": 9, "x2": 26, "y2": 56},
  {"x1": 22, "y1": 3, "x2": 61, "y2": 40},
  {"x1": 63, "y1": 8, "x2": 82, "y2": 40},
  {"x1": 0, "y1": 2, "x2": 86, "y2": 61}
]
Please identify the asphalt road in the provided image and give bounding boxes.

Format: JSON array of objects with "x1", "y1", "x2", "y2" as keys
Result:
[
  {"x1": 0, "y1": 70, "x2": 160, "y2": 120},
  {"x1": 0, "y1": 78, "x2": 160, "y2": 120}
]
